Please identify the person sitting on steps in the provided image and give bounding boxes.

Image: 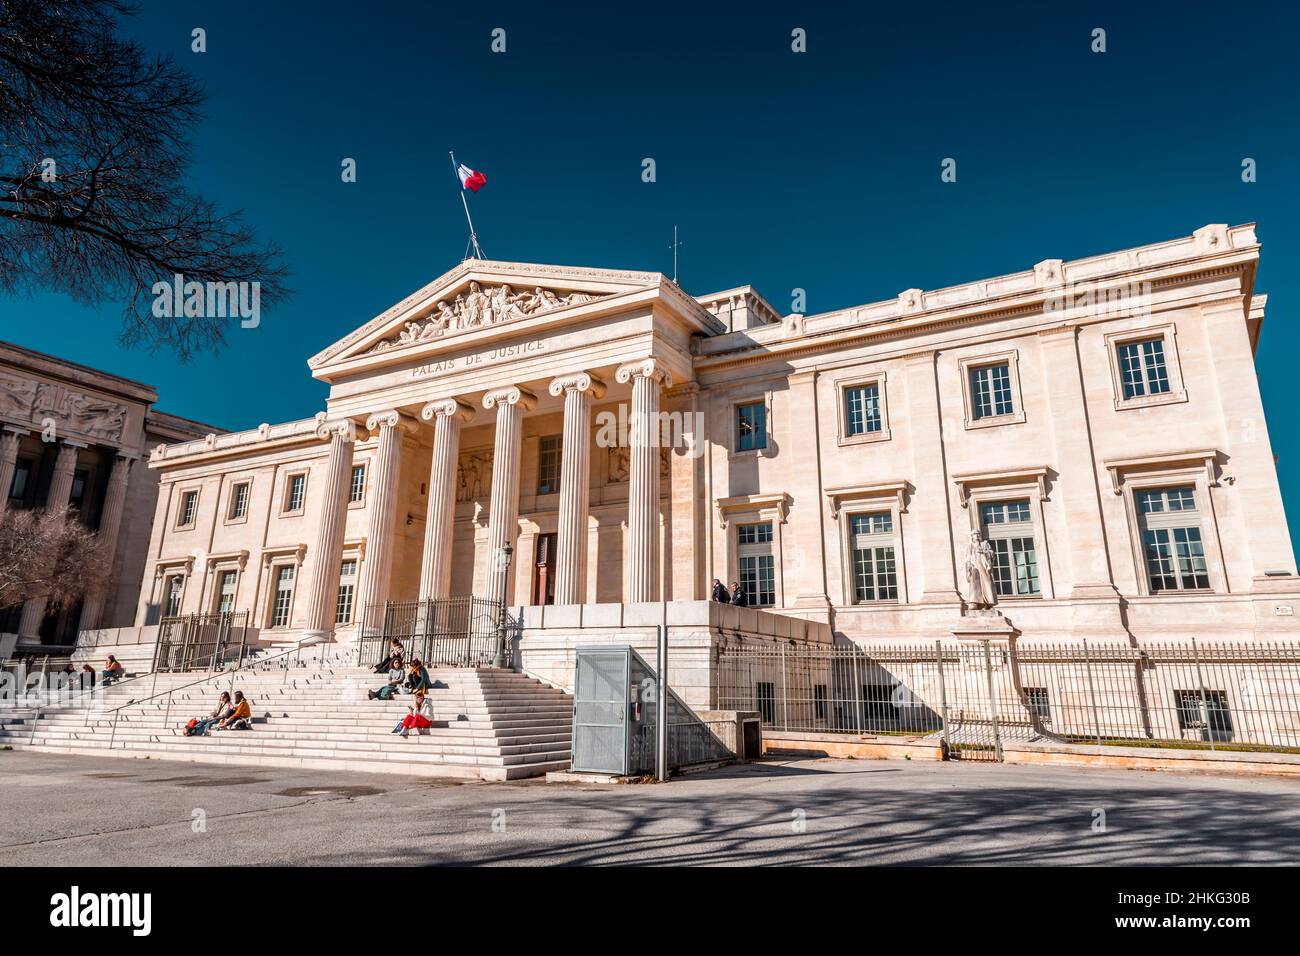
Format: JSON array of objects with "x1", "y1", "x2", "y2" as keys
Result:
[
  {"x1": 188, "y1": 691, "x2": 233, "y2": 736},
  {"x1": 393, "y1": 691, "x2": 435, "y2": 737},
  {"x1": 101, "y1": 655, "x2": 124, "y2": 685},
  {"x1": 368, "y1": 655, "x2": 406, "y2": 700},
  {"x1": 216, "y1": 690, "x2": 252, "y2": 731},
  {"x1": 406, "y1": 658, "x2": 431, "y2": 695}
]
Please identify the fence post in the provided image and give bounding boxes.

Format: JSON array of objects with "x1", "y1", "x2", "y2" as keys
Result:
[
  {"x1": 1082, "y1": 639, "x2": 1103, "y2": 753},
  {"x1": 1191, "y1": 637, "x2": 1216, "y2": 753},
  {"x1": 935, "y1": 640, "x2": 950, "y2": 750},
  {"x1": 981, "y1": 640, "x2": 1002, "y2": 761},
  {"x1": 780, "y1": 643, "x2": 789, "y2": 732}
]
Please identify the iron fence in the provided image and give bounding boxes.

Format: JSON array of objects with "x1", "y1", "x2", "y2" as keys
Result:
[
  {"x1": 151, "y1": 612, "x2": 250, "y2": 673},
  {"x1": 356, "y1": 597, "x2": 506, "y2": 669},
  {"x1": 713, "y1": 638, "x2": 1300, "y2": 760}
]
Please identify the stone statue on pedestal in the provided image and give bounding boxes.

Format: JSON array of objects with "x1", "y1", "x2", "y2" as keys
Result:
[{"x1": 962, "y1": 528, "x2": 998, "y2": 610}]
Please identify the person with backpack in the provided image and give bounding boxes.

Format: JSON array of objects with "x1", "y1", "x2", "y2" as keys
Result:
[
  {"x1": 187, "y1": 691, "x2": 233, "y2": 736},
  {"x1": 393, "y1": 690, "x2": 435, "y2": 737},
  {"x1": 711, "y1": 578, "x2": 730, "y2": 604}
]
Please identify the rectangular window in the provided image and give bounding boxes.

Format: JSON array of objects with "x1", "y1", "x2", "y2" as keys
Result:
[
  {"x1": 735, "y1": 401, "x2": 767, "y2": 452},
  {"x1": 1175, "y1": 689, "x2": 1233, "y2": 739},
  {"x1": 814, "y1": 684, "x2": 828, "y2": 721},
  {"x1": 969, "y1": 363, "x2": 1014, "y2": 420},
  {"x1": 980, "y1": 500, "x2": 1040, "y2": 596},
  {"x1": 737, "y1": 521, "x2": 775, "y2": 607},
  {"x1": 9, "y1": 458, "x2": 32, "y2": 501},
  {"x1": 335, "y1": 558, "x2": 357, "y2": 625},
  {"x1": 1117, "y1": 338, "x2": 1170, "y2": 400},
  {"x1": 849, "y1": 511, "x2": 898, "y2": 602},
  {"x1": 537, "y1": 435, "x2": 562, "y2": 495},
  {"x1": 228, "y1": 482, "x2": 250, "y2": 520},
  {"x1": 284, "y1": 474, "x2": 306, "y2": 513},
  {"x1": 349, "y1": 464, "x2": 366, "y2": 504},
  {"x1": 69, "y1": 469, "x2": 88, "y2": 511},
  {"x1": 1138, "y1": 486, "x2": 1210, "y2": 592},
  {"x1": 163, "y1": 575, "x2": 184, "y2": 617},
  {"x1": 177, "y1": 490, "x2": 198, "y2": 528},
  {"x1": 270, "y1": 565, "x2": 295, "y2": 628},
  {"x1": 1024, "y1": 687, "x2": 1051, "y2": 722},
  {"x1": 844, "y1": 383, "x2": 882, "y2": 437},
  {"x1": 756, "y1": 681, "x2": 776, "y2": 724},
  {"x1": 215, "y1": 570, "x2": 238, "y2": 615}
]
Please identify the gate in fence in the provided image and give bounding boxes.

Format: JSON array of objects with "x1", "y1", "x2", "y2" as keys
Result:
[
  {"x1": 151, "y1": 612, "x2": 250, "y2": 673},
  {"x1": 713, "y1": 637, "x2": 1300, "y2": 761},
  {"x1": 356, "y1": 596, "x2": 506, "y2": 669}
]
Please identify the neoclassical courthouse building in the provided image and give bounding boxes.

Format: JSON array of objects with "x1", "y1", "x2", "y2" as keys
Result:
[{"x1": 108, "y1": 221, "x2": 1300, "y2": 667}]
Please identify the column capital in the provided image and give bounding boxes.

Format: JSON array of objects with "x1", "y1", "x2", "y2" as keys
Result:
[
  {"x1": 482, "y1": 385, "x2": 538, "y2": 411},
  {"x1": 313, "y1": 412, "x2": 359, "y2": 442},
  {"x1": 548, "y1": 372, "x2": 607, "y2": 399},
  {"x1": 420, "y1": 398, "x2": 476, "y2": 424},
  {"x1": 615, "y1": 358, "x2": 672, "y2": 388},
  {"x1": 365, "y1": 409, "x2": 420, "y2": 432}
]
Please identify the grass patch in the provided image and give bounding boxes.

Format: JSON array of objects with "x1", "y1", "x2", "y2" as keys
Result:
[{"x1": 1065, "y1": 737, "x2": 1300, "y2": 756}]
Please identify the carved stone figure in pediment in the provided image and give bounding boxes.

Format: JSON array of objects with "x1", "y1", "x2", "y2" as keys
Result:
[
  {"x1": 66, "y1": 392, "x2": 127, "y2": 440},
  {"x1": 607, "y1": 446, "x2": 630, "y2": 484},
  {"x1": 0, "y1": 375, "x2": 35, "y2": 419},
  {"x1": 363, "y1": 281, "x2": 612, "y2": 355}
]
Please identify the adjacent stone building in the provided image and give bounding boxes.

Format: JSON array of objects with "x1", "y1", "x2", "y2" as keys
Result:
[
  {"x1": 0, "y1": 342, "x2": 216, "y2": 657},
  {"x1": 129, "y1": 223, "x2": 1300, "y2": 662}
]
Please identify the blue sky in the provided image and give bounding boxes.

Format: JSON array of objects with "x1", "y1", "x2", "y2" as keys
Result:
[{"x1": 3, "y1": 0, "x2": 1298, "y2": 532}]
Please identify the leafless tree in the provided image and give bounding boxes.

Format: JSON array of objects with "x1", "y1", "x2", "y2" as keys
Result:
[
  {"x1": 0, "y1": 506, "x2": 110, "y2": 608},
  {"x1": 0, "y1": 0, "x2": 289, "y2": 359}
]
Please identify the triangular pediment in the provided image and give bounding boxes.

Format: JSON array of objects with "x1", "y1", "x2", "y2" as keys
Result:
[{"x1": 309, "y1": 259, "x2": 664, "y2": 372}]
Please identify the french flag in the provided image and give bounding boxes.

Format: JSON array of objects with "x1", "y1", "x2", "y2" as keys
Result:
[{"x1": 457, "y1": 163, "x2": 486, "y2": 192}]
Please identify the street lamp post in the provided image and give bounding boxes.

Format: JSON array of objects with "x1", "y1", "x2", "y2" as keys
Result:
[{"x1": 494, "y1": 544, "x2": 513, "y2": 668}]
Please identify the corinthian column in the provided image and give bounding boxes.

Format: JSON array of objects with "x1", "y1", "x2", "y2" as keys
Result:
[
  {"x1": 353, "y1": 411, "x2": 414, "y2": 627},
  {"x1": 418, "y1": 398, "x2": 475, "y2": 601},
  {"x1": 19, "y1": 440, "x2": 84, "y2": 639},
  {"x1": 0, "y1": 428, "x2": 26, "y2": 511},
  {"x1": 549, "y1": 373, "x2": 605, "y2": 604},
  {"x1": 300, "y1": 418, "x2": 356, "y2": 643},
  {"x1": 616, "y1": 359, "x2": 672, "y2": 603},
  {"x1": 482, "y1": 386, "x2": 537, "y2": 603},
  {"x1": 78, "y1": 454, "x2": 135, "y2": 631}
]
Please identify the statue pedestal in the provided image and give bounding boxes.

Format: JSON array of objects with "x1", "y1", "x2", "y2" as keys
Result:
[{"x1": 951, "y1": 610, "x2": 1019, "y2": 643}]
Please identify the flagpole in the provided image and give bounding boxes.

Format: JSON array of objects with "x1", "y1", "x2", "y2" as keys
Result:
[{"x1": 449, "y1": 150, "x2": 485, "y2": 260}]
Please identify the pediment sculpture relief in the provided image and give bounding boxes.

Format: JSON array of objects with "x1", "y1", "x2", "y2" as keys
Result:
[
  {"x1": 0, "y1": 374, "x2": 127, "y2": 442},
  {"x1": 368, "y1": 282, "x2": 605, "y2": 354},
  {"x1": 605, "y1": 446, "x2": 672, "y2": 484}
]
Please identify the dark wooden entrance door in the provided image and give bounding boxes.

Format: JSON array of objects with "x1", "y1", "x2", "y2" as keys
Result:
[{"x1": 533, "y1": 533, "x2": 557, "y2": 605}]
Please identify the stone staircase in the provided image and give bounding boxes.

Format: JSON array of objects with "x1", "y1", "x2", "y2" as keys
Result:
[{"x1": 0, "y1": 655, "x2": 574, "y2": 780}]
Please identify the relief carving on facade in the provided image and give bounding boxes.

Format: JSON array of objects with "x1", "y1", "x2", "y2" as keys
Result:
[
  {"x1": 368, "y1": 282, "x2": 605, "y2": 354},
  {"x1": 605, "y1": 446, "x2": 671, "y2": 484},
  {"x1": 456, "y1": 450, "x2": 493, "y2": 502},
  {"x1": 0, "y1": 373, "x2": 127, "y2": 442}
]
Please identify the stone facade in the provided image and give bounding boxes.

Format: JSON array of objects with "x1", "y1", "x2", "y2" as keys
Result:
[
  {"x1": 0, "y1": 342, "x2": 217, "y2": 656},
  {"x1": 131, "y1": 225, "x2": 1300, "y2": 651}
]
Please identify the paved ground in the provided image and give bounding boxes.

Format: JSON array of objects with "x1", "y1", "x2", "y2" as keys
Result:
[{"x1": 1, "y1": 750, "x2": 1297, "y2": 865}]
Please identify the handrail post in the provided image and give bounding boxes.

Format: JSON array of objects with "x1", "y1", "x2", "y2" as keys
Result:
[
  {"x1": 1083, "y1": 639, "x2": 1103, "y2": 753},
  {"x1": 981, "y1": 639, "x2": 1002, "y2": 761}
]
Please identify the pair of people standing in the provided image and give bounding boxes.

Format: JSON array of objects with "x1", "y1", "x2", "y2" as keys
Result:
[{"x1": 710, "y1": 579, "x2": 749, "y2": 607}]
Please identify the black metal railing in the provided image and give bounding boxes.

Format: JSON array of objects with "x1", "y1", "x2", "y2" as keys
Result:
[
  {"x1": 151, "y1": 612, "x2": 250, "y2": 673},
  {"x1": 356, "y1": 596, "x2": 508, "y2": 669}
]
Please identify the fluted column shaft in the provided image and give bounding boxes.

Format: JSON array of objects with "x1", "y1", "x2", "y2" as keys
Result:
[
  {"x1": 19, "y1": 441, "x2": 82, "y2": 638},
  {"x1": 0, "y1": 429, "x2": 23, "y2": 511},
  {"x1": 617, "y1": 360, "x2": 671, "y2": 603},
  {"x1": 352, "y1": 412, "x2": 411, "y2": 628},
  {"x1": 78, "y1": 455, "x2": 135, "y2": 631},
  {"x1": 418, "y1": 399, "x2": 474, "y2": 601},
  {"x1": 550, "y1": 374, "x2": 605, "y2": 604},
  {"x1": 301, "y1": 420, "x2": 356, "y2": 639},
  {"x1": 483, "y1": 386, "x2": 537, "y2": 604}
]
